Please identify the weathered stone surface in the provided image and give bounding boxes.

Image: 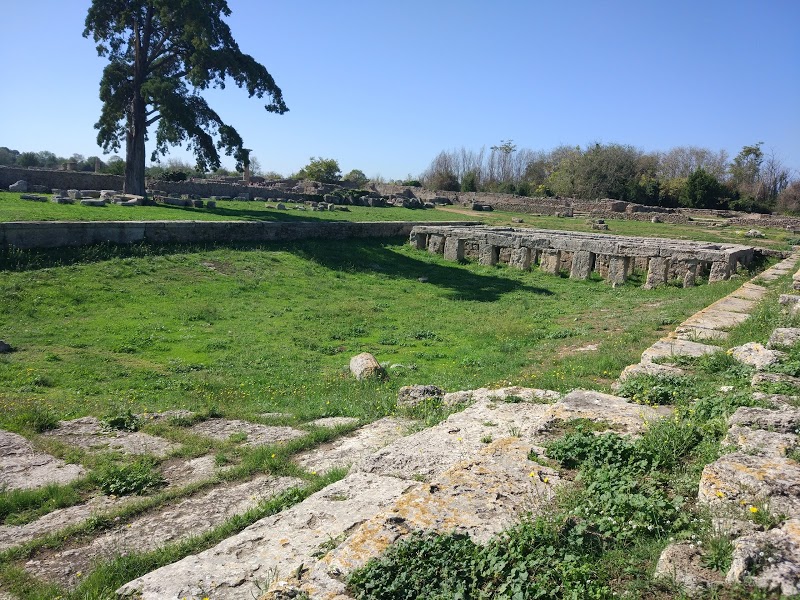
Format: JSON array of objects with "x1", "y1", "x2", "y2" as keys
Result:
[
  {"x1": 349, "y1": 352, "x2": 386, "y2": 380},
  {"x1": 644, "y1": 256, "x2": 670, "y2": 289},
  {"x1": 443, "y1": 236, "x2": 464, "y2": 262},
  {"x1": 116, "y1": 473, "x2": 415, "y2": 600},
  {"x1": 726, "y1": 519, "x2": 800, "y2": 596},
  {"x1": 779, "y1": 294, "x2": 800, "y2": 307},
  {"x1": 728, "y1": 406, "x2": 800, "y2": 434},
  {"x1": 441, "y1": 386, "x2": 561, "y2": 406},
  {"x1": 43, "y1": 417, "x2": 177, "y2": 457},
  {"x1": 731, "y1": 342, "x2": 786, "y2": 370},
  {"x1": 607, "y1": 255, "x2": 628, "y2": 286},
  {"x1": 295, "y1": 417, "x2": 415, "y2": 475},
  {"x1": 549, "y1": 389, "x2": 661, "y2": 433},
  {"x1": 730, "y1": 282, "x2": 767, "y2": 301},
  {"x1": 752, "y1": 372, "x2": 800, "y2": 391},
  {"x1": 674, "y1": 325, "x2": 730, "y2": 341},
  {"x1": 722, "y1": 426, "x2": 798, "y2": 458},
  {"x1": 569, "y1": 250, "x2": 594, "y2": 280},
  {"x1": 698, "y1": 452, "x2": 800, "y2": 517},
  {"x1": 160, "y1": 455, "x2": 222, "y2": 487},
  {"x1": 0, "y1": 430, "x2": 86, "y2": 491},
  {"x1": 709, "y1": 261, "x2": 731, "y2": 283},
  {"x1": 680, "y1": 309, "x2": 751, "y2": 331},
  {"x1": 617, "y1": 361, "x2": 686, "y2": 382},
  {"x1": 708, "y1": 296, "x2": 758, "y2": 314},
  {"x1": 768, "y1": 328, "x2": 800, "y2": 349},
  {"x1": 307, "y1": 417, "x2": 359, "y2": 429},
  {"x1": 508, "y1": 247, "x2": 530, "y2": 270},
  {"x1": 397, "y1": 384, "x2": 445, "y2": 407},
  {"x1": 295, "y1": 439, "x2": 561, "y2": 599},
  {"x1": 79, "y1": 198, "x2": 106, "y2": 207},
  {"x1": 539, "y1": 249, "x2": 561, "y2": 274},
  {"x1": 31, "y1": 476, "x2": 302, "y2": 589},
  {"x1": 188, "y1": 419, "x2": 304, "y2": 446},
  {"x1": 641, "y1": 338, "x2": 720, "y2": 364},
  {"x1": 9, "y1": 180, "x2": 27, "y2": 192},
  {"x1": 654, "y1": 542, "x2": 724, "y2": 594}
]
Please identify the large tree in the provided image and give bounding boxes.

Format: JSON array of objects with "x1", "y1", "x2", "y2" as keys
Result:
[{"x1": 84, "y1": 0, "x2": 288, "y2": 195}]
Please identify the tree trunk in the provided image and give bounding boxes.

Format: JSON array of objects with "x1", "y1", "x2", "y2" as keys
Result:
[{"x1": 123, "y1": 95, "x2": 147, "y2": 196}]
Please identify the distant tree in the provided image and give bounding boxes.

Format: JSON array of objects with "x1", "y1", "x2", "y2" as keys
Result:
[
  {"x1": 0, "y1": 147, "x2": 20, "y2": 166},
  {"x1": 297, "y1": 157, "x2": 341, "y2": 183},
  {"x1": 680, "y1": 168, "x2": 725, "y2": 209},
  {"x1": 36, "y1": 151, "x2": 63, "y2": 169},
  {"x1": 84, "y1": 0, "x2": 288, "y2": 196},
  {"x1": 103, "y1": 155, "x2": 126, "y2": 175},
  {"x1": 247, "y1": 154, "x2": 263, "y2": 177},
  {"x1": 262, "y1": 170, "x2": 283, "y2": 180},
  {"x1": 729, "y1": 143, "x2": 764, "y2": 201},
  {"x1": 343, "y1": 169, "x2": 368, "y2": 186},
  {"x1": 17, "y1": 152, "x2": 40, "y2": 167},
  {"x1": 420, "y1": 150, "x2": 459, "y2": 191},
  {"x1": 776, "y1": 181, "x2": 800, "y2": 215},
  {"x1": 461, "y1": 170, "x2": 478, "y2": 192}
]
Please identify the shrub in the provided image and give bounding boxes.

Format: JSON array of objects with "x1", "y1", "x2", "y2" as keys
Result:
[
  {"x1": 103, "y1": 408, "x2": 141, "y2": 432},
  {"x1": 93, "y1": 458, "x2": 165, "y2": 496}
]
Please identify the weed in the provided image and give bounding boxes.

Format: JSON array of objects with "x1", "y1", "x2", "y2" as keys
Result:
[
  {"x1": 92, "y1": 457, "x2": 165, "y2": 496},
  {"x1": 103, "y1": 408, "x2": 141, "y2": 432},
  {"x1": 616, "y1": 373, "x2": 698, "y2": 405},
  {"x1": 480, "y1": 435, "x2": 492, "y2": 444},
  {"x1": 701, "y1": 534, "x2": 734, "y2": 572},
  {"x1": 12, "y1": 405, "x2": 59, "y2": 433}
]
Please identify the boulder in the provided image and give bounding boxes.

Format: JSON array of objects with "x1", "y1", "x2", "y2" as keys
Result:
[
  {"x1": 397, "y1": 385, "x2": 445, "y2": 407},
  {"x1": 0, "y1": 340, "x2": 13, "y2": 353},
  {"x1": 730, "y1": 342, "x2": 785, "y2": 370},
  {"x1": 9, "y1": 180, "x2": 27, "y2": 192},
  {"x1": 349, "y1": 353, "x2": 386, "y2": 381},
  {"x1": 20, "y1": 194, "x2": 47, "y2": 202},
  {"x1": 768, "y1": 328, "x2": 800, "y2": 349},
  {"x1": 206, "y1": 200, "x2": 216, "y2": 209},
  {"x1": 276, "y1": 203, "x2": 287, "y2": 210}
]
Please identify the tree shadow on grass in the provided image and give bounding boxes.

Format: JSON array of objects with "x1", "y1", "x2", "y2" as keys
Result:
[
  {"x1": 286, "y1": 238, "x2": 554, "y2": 302},
  {"x1": 159, "y1": 203, "x2": 333, "y2": 222}
]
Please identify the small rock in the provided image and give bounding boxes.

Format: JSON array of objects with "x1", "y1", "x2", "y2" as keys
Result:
[
  {"x1": 511, "y1": 217, "x2": 524, "y2": 223},
  {"x1": 397, "y1": 385, "x2": 445, "y2": 407},
  {"x1": 417, "y1": 276, "x2": 428, "y2": 283},
  {"x1": 731, "y1": 342, "x2": 785, "y2": 370},
  {"x1": 726, "y1": 520, "x2": 800, "y2": 596},
  {"x1": 276, "y1": 203, "x2": 287, "y2": 210},
  {"x1": 349, "y1": 353, "x2": 386, "y2": 381},
  {"x1": 728, "y1": 406, "x2": 800, "y2": 434},
  {"x1": 651, "y1": 216, "x2": 662, "y2": 223},
  {"x1": 745, "y1": 229, "x2": 766, "y2": 238},
  {"x1": 206, "y1": 200, "x2": 216, "y2": 209},
  {"x1": 752, "y1": 372, "x2": 800, "y2": 391},
  {"x1": 0, "y1": 340, "x2": 13, "y2": 353}
]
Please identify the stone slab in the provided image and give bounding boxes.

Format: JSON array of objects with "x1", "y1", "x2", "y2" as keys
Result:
[
  {"x1": 617, "y1": 362, "x2": 687, "y2": 382},
  {"x1": 43, "y1": 417, "x2": 177, "y2": 457},
  {"x1": 548, "y1": 389, "x2": 661, "y2": 433},
  {"x1": 706, "y1": 295, "x2": 758, "y2": 314},
  {"x1": 722, "y1": 426, "x2": 798, "y2": 459},
  {"x1": 768, "y1": 328, "x2": 800, "y2": 349},
  {"x1": 307, "y1": 417, "x2": 360, "y2": 429},
  {"x1": 641, "y1": 338, "x2": 721, "y2": 364},
  {"x1": 726, "y1": 519, "x2": 800, "y2": 596},
  {"x1": 729, "y1": 283, "x2": 767, "y2": 301},
  {"x1": 752, "y1": 372, "x2": 800, "y2": 391},
  {"x1": 28, "y1": 475, "x2": 303, "y2": 588},
  {"x1": 188, "y1": 419, "x2": 304, "y2": 446},
  {"x1": 116, "y1": 472, "x2": 415, "y2": 600},
  {"x1": 680, "y1": 309, "x2": 751, "y2": 331},
  {"x1": 728, "y1": 406, "x2": 800, "y2": 434},
  {"x1": 295, "y1": 417, "x2": 415, "y2": 475},
  {"x1": 0, "y1": 430, "x2": 86, "y2": 491},
  {"x1": 674, "y1": 326, "x2": 730, "y2": 341}
]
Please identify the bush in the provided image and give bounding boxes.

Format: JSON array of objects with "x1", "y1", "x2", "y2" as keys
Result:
[{"x1": 93, "y1": 458, "x2": 165, "y2": 496}]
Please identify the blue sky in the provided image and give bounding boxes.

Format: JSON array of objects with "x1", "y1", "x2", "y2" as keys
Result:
[{"x1": 1, "y1": 0, "x2": 798, "y2": 179}]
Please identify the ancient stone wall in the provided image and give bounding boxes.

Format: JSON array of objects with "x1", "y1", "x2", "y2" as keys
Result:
[
  {"x1": 0, "y1": 220, "x2": 476, "y2": 250},
  {"x1": 0, "y1": 166, "x2": 124, "y2": 192}
]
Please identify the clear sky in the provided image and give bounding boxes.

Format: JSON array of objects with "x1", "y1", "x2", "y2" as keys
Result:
[{"x1": 1, "y1": 0, "x2": 798, "y2": 180}]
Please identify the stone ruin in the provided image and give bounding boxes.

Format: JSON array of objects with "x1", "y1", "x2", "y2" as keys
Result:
[{"x1": 410, "y1": 225, "x2": 759, "y2": 288}]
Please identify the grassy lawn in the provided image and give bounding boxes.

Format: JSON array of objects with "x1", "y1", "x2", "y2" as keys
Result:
[{"x1": 0, "y1": 192, "x2": 479, "y2": 224}]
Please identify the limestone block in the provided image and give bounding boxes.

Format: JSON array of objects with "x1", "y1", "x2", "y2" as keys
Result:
[
  {"x1": 726, "y1": 520, "x2": 800, "y2": 597},
  {"x1": 709, "y1": 261, "x2": 730, "y2": 283},
  {"x1": 683, "y1": 260, "x2": 698, "y2": 287},
  {"x1": 8, "y1": 180, "x2": 27, "y2": 192},
  {"x1": 728, "y1": 406, "x2": 800, "y2": 434},
  {"x1": 397, "y1": 385, "x2": 445, "y2": 407},
  {"x1": 655, "y1": 542, "x2": 723, "y2": 594},
  {"x1": 0, "y1": 430, "x2": 86, "y2": 491},
  {"x1": 751, "y1": 372, "x2": 800, "y2": 391},
  {"x1": 731, "y1": 342, "x2": 786, "y2": 370},
  {"x1": 641, "y1": 338, "x2": 720, "y2": 364},
  {"x1": 478, "y1": 243, "x2": 499, "y2": 266},
  {"x1": 607, "y1": 255, "x2": 628, "y2": 286},
  {"x1": 539, "y1": 249, "x2": 561, "y2": 274},
  {"x1": 617, "y1": 362, "x2": 686, "y2": 382},
  {"x1": 443, "y1": 236, "x2": 463, "y2": 261},
  {"x1": 768, "y1": 328, "x2": 800, "y2": 349},
  {"x1": 427, "y1": 234, "x2": 445, "y2": 255},
  {"x1": 722, "y1": 426, "x2": 798, "y2": 458},
  {"x1": 508, "y1": 247, "x2": 531, "y2": 270},
  {"x1": 569, "y1": 250, "x2": 594, "y2": 280},
  {"x1": 644, "y1": 257, "x2": 670, "y2": 289}
]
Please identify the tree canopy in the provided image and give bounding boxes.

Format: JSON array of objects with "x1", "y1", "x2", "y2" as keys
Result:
[{"x1": 84, "y1": 0, "x2": 287, "y2": 194}]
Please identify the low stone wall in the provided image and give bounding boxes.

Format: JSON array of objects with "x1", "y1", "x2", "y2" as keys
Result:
[
  {"x1": 0, "y1": 220, "x2": 477, "y2": 250},
  {"x1": 410, "y1": 225, "x2": 756, "y2": 288},
  {"x1": 0, "y1": 166, "x2": 123, "y2": 192}
]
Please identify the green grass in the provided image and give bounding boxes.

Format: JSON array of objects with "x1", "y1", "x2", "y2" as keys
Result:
[{"x1": 0, "y1": 191, "x2": 480, "y2": 224}]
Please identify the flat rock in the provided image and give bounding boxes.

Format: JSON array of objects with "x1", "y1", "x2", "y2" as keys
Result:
[
  {"x1": 295, "y1": 417, "x2": 414, "y2": 475},
  {"x1": 160, "y1": 455, "x2": 222, "y2": 487},
  {"x1": 731, "y1": 342, "x2": 786, "y2": 370},
  {"x1": 673, "y1": 325, "x2": 730, "y2": 341},
  {"x1": 779, "y1": 294, "x2": 800, "y2": 307},
  {"x1": 441, "y1": 386, "x2": 561, "y2": 406},
  {"x1": 679, "y1": 309, "x2": 751, "y2": 331},
  {"x1": 0, "y1": 494, "x2": 125, "y2": 551},
  {"x1": 549, "y1": 389, "x2": 661, "y2": 433},
  {"x1": 698, "y1": 452, "x2": 800, "y2": 517},
  {"x1": 290, "y1": 439, "x2": 562, "y2": 599},
  {"x1": 707, "y1": 295, "x2": 758, "y2": 314},
  {"x1": 751, "y1": 392, "x2": 799, "y2": 409},
  {"x1": 116, "y1": 472, "x2": 415, "y2": 600},
  {"x1": 617, "y1": 361, "x2": 686, "y2": 382},
  {"x1": 728, "y1": 406, "x2": 800, "y2": 434},
  {"x1": 307, "y1": 417, "x2": 360, "y2": 429},
  {"x1": 752, "y1": 372, "x2": 800, "y2": 391},
  {"x1": 28, "y1": 475, "x2": 302, "y2": 588},
  {"x1": 722, "y1": 426, "x2": 798, "y2": 458},
  {"x1": 43, "y1": 417, "x2": 177, "y2": 457},
  {"x1": 0, "y1": 430, "x2": 86, "y2": 491},
  {"x1": 726, "y1": 519, "x2": 800, "y2": 596},
  {"x1": 641, "y1": 338, "x2": 720, "y2": 364},
  {"x1": 397, "y1": 384, "x2": 445, "y2": 407},
  {"x1": 188, "y1": 418, "x2": 304, "y2": 446},
  {"x1": 730, "y1": 283, "x2": 767, "y2": 301},
  {"x1": 768, "y1": 328, "x2": 800, "y2": 349},
  {"x1": 654, "y1": 542, "x2": 724, "y2": 594}
]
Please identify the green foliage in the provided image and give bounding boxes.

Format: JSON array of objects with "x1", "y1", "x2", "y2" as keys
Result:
[
  {"x1": 103, "y1": 409, "x2": 141, "y2": 432},
  {"x1": 296, "y1": 157, "x2": 341, "y2": 183},
  {"x1": 0, "y1": 483, "x2": 83, "y2": 525},
  {"x1": 615, "y1": 373, "x2": 698, "y2": 406},
  {"x1": 679, "y1": 167, "x2": 726, "y2": 209},
  {"x1": 93, "y1": 458, "x2": 165, "y2": 496},
  {"x1": 343, "y1": 169, "x2": 368, "y2": 186},
  {"x1": 460, "y1": 170, "x2": 478, "y2": 192},
  {"x1": 701, "y1": 534, "x2": 734, "y2": 572},
  {"x1": 12, "y1": 405, "x2": 59, "y2": 433},
  {"x1": 155, "y1": 169, "x2": 188, "y2": 182},
  {"x1": 546, "y1": 427, "x2": 638, "y2": 470}
]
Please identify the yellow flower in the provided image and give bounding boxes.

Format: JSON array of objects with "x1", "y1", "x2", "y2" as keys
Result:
[
  {"x1": 528, "y1": 472, "x2": 535, "y2": 477},
  {"x1": 749, "y1": 506, "x2": 759, "y2": 514},
  {"x1": 715, "y1": 491, "x2": 724, "y2": 498}
]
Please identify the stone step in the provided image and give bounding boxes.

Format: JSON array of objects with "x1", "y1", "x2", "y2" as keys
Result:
[{"x1": 640, "y1": 338, "x2": 720, "y2": 364}]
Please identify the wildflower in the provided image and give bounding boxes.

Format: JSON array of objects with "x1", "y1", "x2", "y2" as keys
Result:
[
  {"x1": 715, "y1": 491, "x2": 724, "y2": 498},
  {"x1": 76, "y1": 571, "x2": 82, "y2": 578},
  {"x1": 749, "y1": 506, "x2": 759, "y2": 514}
]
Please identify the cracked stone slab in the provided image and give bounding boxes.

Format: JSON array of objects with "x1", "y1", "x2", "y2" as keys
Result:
[
  {"x1": 548, "y1": 389, "x2": 661, "y2": 433},
  {"x1": 729, "y1": 283, "x2": 767, "y2": 301},
  {"x1": 116, "y1": 472, "x2": 415, "y2": 600},
  {"x1": 726, "y1": 519, "x2": 800, "y2": 596},
  {"x1": 295, "y1": 417, "x2": 415, "y2": 475},
  {"x1": 617, "y1": 362, "x2": 686, "y2": 382},
  {"x1": 441, "y1": 386, "x2": 561, "y2": 406},
  {"x1": 679, "y1": 309, "x2": 751, "y2": 331},
  {"x1": 287, "y1": 438, "x2": 562, "y2": 599},
  {"x1": 188, "y1": 418, "x2": 305, "y2": 446},
  {"x1": 0, "y1": 494, "x2": 125, "y2": 552},
  {"x1": 641, "y1": 338, "x2": 721, "y2": 364},
  {"x1": 752, "y1": 372, "x2": 800, "y2": 391},
  {"x1": 698, "y1": 452, "x2": 800, "y2": 518},
  {"x1": 28, "y1": 475, "x2": 303, "y2": 589},
  {"x1": 722, "y1": 426, "x2": 798, "y2": 458},
  {"x1": 706, "y1": 295, "x2": 758, "y2": 314},
  {"x1": 42, "y1": 417, "x2": 177, "y2": 457},
  {"x1": 674, "y1": 325, "x2": 730, "y2": 342},
  {"x1": 161, "y1": 455, "x2": 225, "y2": 487},
  {"x1": 0, "y1": 430, "x2": 86, "y2": 491},
  {"x1": 654, "y1": 542, "x2": 724, "y2": 594},
  {"x1": 751, "y1": 392, "x2": 800, "y2": 409},
  {"x1": 307, "y1": 417, "x2": 360, "y2": 429},
  {"x1": 728, "y1": 406, "x2": 800, "y2": 434}
]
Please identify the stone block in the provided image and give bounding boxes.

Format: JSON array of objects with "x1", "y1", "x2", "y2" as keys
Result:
[
  {"x1": 427, "y1": 234, "x2": 445, "y2": 255},
  {"x1": 607, "y1": 255, "x2": 629, "y2": 286},
  {"x1": 644, "y1": 256, "x2": 670, "y2": 289},
  {"x1": 479, "y1": 243, "x2": 499, "y2": 266},
  {"x1": 569, "y1": 250, "x2": 594, "y2": 280},
  {"x1": 539, "y1": 249, "x2": 561, "y2": 274},
  {"x1": 508, "y1": 247, "x2": 531, "y2": 270},
  {"x1": 443, "y1": 236, "x2": 464, "y2": 261}
]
